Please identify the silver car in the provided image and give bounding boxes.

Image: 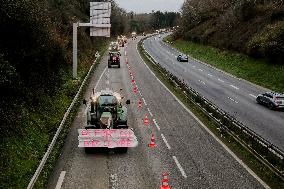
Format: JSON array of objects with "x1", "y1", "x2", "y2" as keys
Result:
[
  {"x1": 177, "y1": 54, "x2": 188, "y2": 62},
  {"x1": 256, "y1": 92, "x2": 284, "y2": 110}
]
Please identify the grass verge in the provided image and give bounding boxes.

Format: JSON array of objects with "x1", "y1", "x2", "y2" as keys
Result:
[
  {"x1": 138, "y1": 38, "x2": 284, "y2": 189},
  {"x1": 0, "y1": 46, "x2": 107, "y2": 189},
  {"x1": 164, "y1": 36, "x2": 284, "y2": 93}
]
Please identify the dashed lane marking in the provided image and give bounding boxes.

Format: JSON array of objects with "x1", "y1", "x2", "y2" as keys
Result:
[
  {"x1": 147, "y1": 108, "x2": 153, "y2": 117},
  {"x1": 218, "y1": 78, "x2": 225, "y2": 83},
  {"x1": 161, "y1": 134, "x2": 171, "y2": 150},
  {"x1": 249, "y1": 94, "x2": 257, "y2": 98},
  {"x1": 153, "y1": 119, "x2": 161, "y2": 131},
  {"x1": 228, "y1": 96, "x2": 239, "y2": 104},
  {"x1": 173, "y1": 156, "x2": 187, "y2": 178},
  {"x1": 55, "y1": 171, "x2": 66, "y2": 189},
  {"x1": 198, "y1": 80, "x2": 206, "y2": 85},
  {"x1": 230, "y1": 85, "x2": 239, "y2": 90},
  {"x1": 142, "y1": 98, "x2": 147, "y2": 105}
]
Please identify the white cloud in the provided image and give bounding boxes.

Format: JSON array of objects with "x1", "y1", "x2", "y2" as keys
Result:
[{"x1": 115, "y1": 0, "x2": 184, "y2": 13}]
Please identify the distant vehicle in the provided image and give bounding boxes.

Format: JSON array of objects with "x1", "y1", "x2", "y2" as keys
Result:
[
  {"x1": 131, "y1": 32, "x2": 137, "y2": 39},
  {"x1": 142, "y1": 32, "x2": 146, "y2": 36},
  {"x1": 117, "y1": 36, "x2": 124, "y2": 47},
  {"x1": 122, "y1": 35, "x2": 127, "y2": 43},
  {"x1": 109, "y1": 41, "x2": 120, "y2": 52},
  {"x1": 158, "y1": 34, "x2": 161, "y2": 38},
  {"x1": 108, "y1": 51, "x2": 121, "y2": 68},
  {"x1": 256, "y1": 92, "x2": 284, "y2": 110},
  {"x1": 177, "y1": 54, "x2": 188, "y2": 62}
]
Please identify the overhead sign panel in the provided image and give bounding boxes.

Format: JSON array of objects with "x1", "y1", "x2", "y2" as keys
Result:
[{"x1": 90, "y1": 2, "x2": 111, "y2": 37}]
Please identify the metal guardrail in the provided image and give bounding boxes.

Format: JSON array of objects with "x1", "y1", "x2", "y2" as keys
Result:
[
  {"x1": 27, "y1": 56, "x2": 101, "y2": 189},
  {"x1": 139, "y1": 39, "x2": 284, "y2": 180}
]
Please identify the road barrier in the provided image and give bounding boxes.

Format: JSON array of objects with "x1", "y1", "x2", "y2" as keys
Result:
[
  {"x1": 27, "y1": 54, "x2": 102, "y2": 189},
  {"x1": 138, "y1": 37, "x2": 284, "y2": 181}
]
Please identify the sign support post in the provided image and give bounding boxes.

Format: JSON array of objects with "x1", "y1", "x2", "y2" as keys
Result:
[{"x1": 73, "y1": 2, "x2": 111, "y2": 78}]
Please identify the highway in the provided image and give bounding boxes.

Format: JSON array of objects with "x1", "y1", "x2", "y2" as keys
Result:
[
  {"x1": 46, "y1": 36, "x2": 266, "y2": 189},
  {"x1": 143, "y1": 34, "x2": 284, "y2": 152}
]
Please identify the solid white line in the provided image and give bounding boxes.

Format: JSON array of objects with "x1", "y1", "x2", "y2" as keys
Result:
[
  {"x1": 230, "y1": 85, "x2": 239, "y2": 90},
  {"x1": 173, "y1": 156, "x2": 187, "y2": 178},
  {"x1": 161, "y1": 134, "x2": 171, "y2": 150},
  {"x1": 142, "y1": 98, "x2": 147, "y2": 105},
  {"x1": 147, "y1": 108, "x2": 153, "y2": 117},
  {"x1": 218, "y1": 78, "x2": 225, "y2": 83},
  {"x1": 137, "y1": 43, "x2": 269, "y2": 188},
  {"x1": 55, "y1": 171, "x2": 66, "y2": 189},
  {"x1": 153, "y1": 119, "x2": 161, "y2": 131},
  {"x1": 249, "y1": 94, "x2": 257, "y2": 98}
]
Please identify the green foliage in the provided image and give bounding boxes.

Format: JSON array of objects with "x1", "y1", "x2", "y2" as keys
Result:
[
  {"x1": 178, "y1": 0, "x2": 284, "y2": 64},
  {"x1": 0, "y1": 0, "x2": 110, "y2": 188},
  {"x1": 247, "y1": 21, "x2": 284, "y2": 64}
]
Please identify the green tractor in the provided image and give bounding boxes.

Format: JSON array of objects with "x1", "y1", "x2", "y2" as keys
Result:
[{"x1": 80, "y1": 89, "x2": 137, "y2": 153}]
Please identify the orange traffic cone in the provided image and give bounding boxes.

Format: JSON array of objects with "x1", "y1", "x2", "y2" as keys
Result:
[
  {"x1": 148, "y1": 133, "x2": 156, "y2": 148},
  {"x1": 133, "y1": 86, "x2": 137, "y2": 93},
  {"x1": 144, "y1": 114, "x2": 149, "y2": 125},
  {"x1": 160, "y1": 172, "x2": 170, "y2": 189},
  {"x1": 138, "y1": 98, "x2": 142, "y2": 108}
]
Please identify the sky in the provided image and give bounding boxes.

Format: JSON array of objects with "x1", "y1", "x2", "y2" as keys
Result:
[{"x1": 115, "y1": 0, "x2": 185, "y2": 13}]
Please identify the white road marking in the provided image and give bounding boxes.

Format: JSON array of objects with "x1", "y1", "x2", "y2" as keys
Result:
[
  {"x1": 230, "y1": 85, "x2": 239, "y2": 90},
  {"x1": 208, "y1": 73, "x2": 213, "y2": 77},
  {"x1": 198, "y1": 80, "x2": 206, "y2": 85},
  {"x1": 110, "y1": 173, "x2": 118, "y2": 189},
  {"x1": 137, "y1": 44, "x2": 269, "y2": 188},
  {"x1": 173, "y1": 156, "x2": 187, "y2": 178},
  {"x1": 142, "y1": 98, "x2": 147, "y2": 105},
  {"x1": 147, "y1": 108, "x2": 153, "y2": 117},
  {"x1": 249, "y1": 94, "x2": 257, "y2": 98},
  {"x1": 228, "y1": 96, "x2": 239, "y2": 104},
  {"x1": 161, "y1": 134, "x2": 171, "y2": 149},
  {"x1": 55, "y1": 171, "x2": 66, "y2": 189},
  {"x1": 198, "y1": 68, "x2": 203, "y2": 72},
  {"x1": 153, "y1": 119, "x2": 160, "y2": 131},
  {"x1": 218, "y1": 78, "x2": 225, "y2": 83}
]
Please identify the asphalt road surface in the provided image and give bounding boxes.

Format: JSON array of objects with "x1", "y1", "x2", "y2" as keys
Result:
[
  {"x1": 143, "y1": 34, "x2": 284, "y2": 152},
  {"x1": 46, "y1": 36, "x2": 267, "y2": 189}
]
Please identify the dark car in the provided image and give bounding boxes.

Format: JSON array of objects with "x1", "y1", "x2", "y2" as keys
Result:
[
  {"x1": 177, "y1": 54, "x2": 188, "y2": 62},
  {"x1": 108, "y1": 52, "x2": 120, "y2": 68},
  {"x1": 256, "y1": 92, "x2": 284, "y2": 110}
]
